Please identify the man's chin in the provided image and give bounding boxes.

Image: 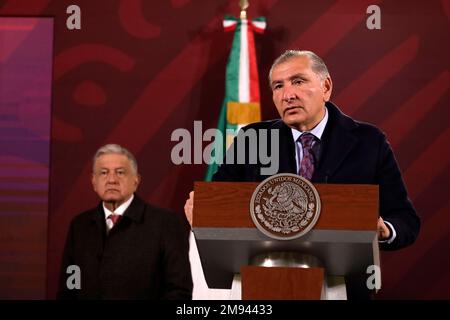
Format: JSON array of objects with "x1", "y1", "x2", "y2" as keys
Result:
[
  {"x1": 101, "y1": 195, "x2": 122, "y2": 203},
  {"x1": 283, "y1": 115, "x2": 305, "y2": 128}
]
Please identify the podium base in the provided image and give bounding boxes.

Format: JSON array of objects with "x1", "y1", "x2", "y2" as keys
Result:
[
  {"x1": 241, "y1": 265, "x2": 325, "y2": 299},
  {"x1": 189, "y1": 232, "x2": 347, "y2": 300}
]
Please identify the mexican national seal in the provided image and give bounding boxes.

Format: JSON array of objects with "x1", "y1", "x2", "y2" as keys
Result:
[{"x1": 250, "y1": 173, "x2": 321, "y2": 240}]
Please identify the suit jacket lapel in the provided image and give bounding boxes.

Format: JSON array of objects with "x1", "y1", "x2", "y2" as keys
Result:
[
  {"x1": 272, "y1": 120, "x2": 297, "y2": 175},
  {"x1": 313, "y1": 102, "x2": 358, "y2": 182},
  {"x1": 90, "y1": 203, "x2": 106, "y2": 229},
  {"x1": 89, "y1": 203, "x2": 107, "y2": 245},
  {"x1": 123, "y1": 194, "x2": 145, "y2": 223}
]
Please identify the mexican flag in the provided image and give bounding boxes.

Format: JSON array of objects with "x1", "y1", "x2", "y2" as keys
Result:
[{"x1": 205, "y1": 15, "x2": 266, "y2": 181}]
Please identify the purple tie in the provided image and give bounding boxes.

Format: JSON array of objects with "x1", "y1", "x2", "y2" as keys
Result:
[{"x1": 298, "y1": 133, "x2": 315, "y2": 180}]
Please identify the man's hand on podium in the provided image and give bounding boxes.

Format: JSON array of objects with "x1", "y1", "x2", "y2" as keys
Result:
[
  {"x1": 377, "y1": 217, "x2": 391, "y2": 240},
  {"x1": 184, "y1": 191, "x2": 194, "y2": 227}
]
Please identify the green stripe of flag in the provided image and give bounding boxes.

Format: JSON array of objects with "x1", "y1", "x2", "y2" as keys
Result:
[{"x1": 204, "y1": 20, "x2": 242, "y2": 181}]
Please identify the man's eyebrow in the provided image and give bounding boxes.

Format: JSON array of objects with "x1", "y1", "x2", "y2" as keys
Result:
[
  {"x1": 271, "y1": 73, "x2": 308, "y2": 86},
  {"x1": 288, "y1": 73, "x2": 308, "y2": 80},
  {"x1": 98, "y1": 166, "x2": 126, "y2": 171},
  {"x1": 270, "y1": 80, "x2": 282, "y2": 87}
]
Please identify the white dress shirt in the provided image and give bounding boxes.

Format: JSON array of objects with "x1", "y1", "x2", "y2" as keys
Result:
[{"x1": 103, "y1": 194, "x2": 134, "y2": 232}]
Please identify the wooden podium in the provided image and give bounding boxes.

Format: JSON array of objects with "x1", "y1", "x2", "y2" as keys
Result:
[{"x1": 192, "y1": 181, "x2": 380, "y2": 300}]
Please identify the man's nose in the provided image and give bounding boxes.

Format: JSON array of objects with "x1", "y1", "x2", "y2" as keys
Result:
[
  {"x1": 282, "y1": 85, "x2": 296, "y2": 102},
  {"x1": 106, "y1": 172, "x2": 119, "y2": 183}
]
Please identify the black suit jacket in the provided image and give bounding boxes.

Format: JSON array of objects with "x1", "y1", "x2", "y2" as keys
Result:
[
  {"x1": 213, "y1": 102, "x2": 420, "y2": 251},
  {"x1": 57, "y1": 195, "x2": 193, "y2": 299}
]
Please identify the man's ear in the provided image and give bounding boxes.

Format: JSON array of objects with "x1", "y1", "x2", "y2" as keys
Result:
[
  {"x1": 323, "y1": 76, "x2": 333, "y2": 102},
  {"x1": 134, "y1": 174, "x2": 141, "y2": 188}
]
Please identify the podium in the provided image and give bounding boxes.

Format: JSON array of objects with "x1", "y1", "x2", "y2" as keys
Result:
[{"x1": 192, "y1": 181, "x2": 380, "y2": 299}]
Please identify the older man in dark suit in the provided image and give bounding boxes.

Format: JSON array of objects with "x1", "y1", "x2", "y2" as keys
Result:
[
  {"x1": 185, "y1": 50, "x2": 420, "y2": 299},
  {"x1": 58, "y1": 144, "x2": 192, "y2": 299}
]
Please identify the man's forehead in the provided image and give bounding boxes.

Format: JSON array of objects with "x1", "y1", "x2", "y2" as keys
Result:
[
  {"x1": 272, "y1": 58, "x2": 313, "y2": 79},
  {"x1": 95, "y1": 154, "x2": 131, "y2": 167},
  {"x1": 272, "y1": 72, "x2": 310, "y2": 82}
]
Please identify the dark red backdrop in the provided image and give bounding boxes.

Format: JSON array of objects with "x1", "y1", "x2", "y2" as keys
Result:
[{"x1": 1, "y1": 0, "x2": 448, "y2": 299}]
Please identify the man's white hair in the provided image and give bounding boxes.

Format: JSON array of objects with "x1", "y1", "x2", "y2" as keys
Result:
[
  {"x1": 269, "y1": 50, "x2": 330, "y2": 84},
  {"x1": 93, "y1": 144, "x2": 138, "y2": 174}
]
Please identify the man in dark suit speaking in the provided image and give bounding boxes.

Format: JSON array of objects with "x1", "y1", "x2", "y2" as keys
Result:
[
  {"x1": 58, "y1": 144, "x2": 192, "y2": 299},
  {"x1": 185, "y1": 50, "x2": 420, "y2": 298}
]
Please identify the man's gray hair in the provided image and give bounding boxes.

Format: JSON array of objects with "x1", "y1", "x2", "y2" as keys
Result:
[
  {"x1": 269, "y1": 50, "x2": 330, "y2": 84},
  {"x1": 93, "y1": 144, "x2": 138, "y2": 174}
]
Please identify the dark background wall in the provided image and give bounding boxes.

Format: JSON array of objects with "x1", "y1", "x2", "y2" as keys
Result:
[{"x1": 0, "y1": 0, "x2": 448, "y2": 299}]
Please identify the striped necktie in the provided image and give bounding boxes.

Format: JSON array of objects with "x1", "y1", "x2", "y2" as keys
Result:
[
  {"x1": 107, "y1": 214, "x2": 121, "y2": 231},
  {"x1": 298, "y1": 133, "x2": 315, "y2": 180}
]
